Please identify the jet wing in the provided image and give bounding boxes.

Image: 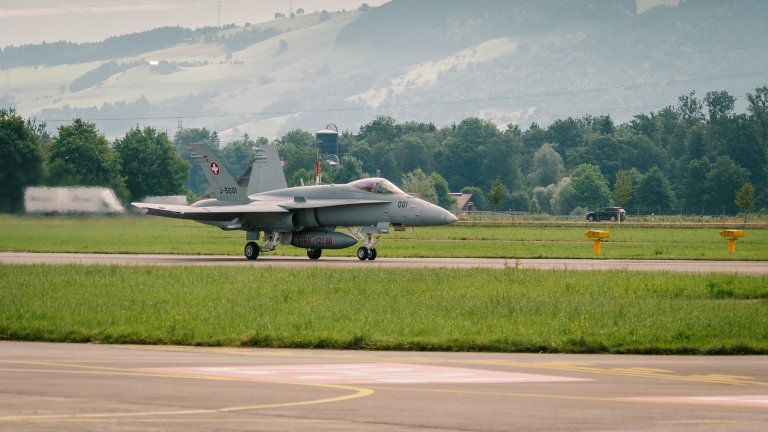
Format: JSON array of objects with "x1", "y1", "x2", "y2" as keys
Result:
[
  {"x1": 131, "y1": 202, "x2": 288, "y2": 221},
  {"x1": 132, "y1": 199, "x2": 388, "y2": 221}
]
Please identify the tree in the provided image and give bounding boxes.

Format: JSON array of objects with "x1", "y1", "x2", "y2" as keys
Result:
[
  {"x1": 437, "y1": 117, "x2": 502, "y2": 190},
  {"x1": 569, "y1": 164, "x2": 611, "y2": 210},
  {"x1": 746, "y1": 85, "x2": 768, "y2": 141},
  {"x1": 220, "y1": 134, "x2": 257, "y2": 179},
  {"x1": 528, "y1": 196, "x2": 541, "y2": 214},
  {"x1": 114, "y1": 126, "x2": 188, "y2": 200},
  {"x1": 0, "y1": 109, "x2": 44, "y2": 212},
  {"x1": 633, "y1": 166, "x2": 677, "y2": 214},
  {"x1": 47, "y1": 119, "x2": 125, "y2": 195},
  {"x1": 677, "y1": 90, "x2": 704, "y2": 125},
  {"x1": 550, "y1": 177, "x2": 577, "y2": 215},
  {"x1": 735, "y1": 183, "x2": 754, "y2": 221},
  {"x1": 705, "y1": 156, "x2": 750, "y2": 214},
  {"x1": 704, "y1": 90, "x2": 736, "y2": 124},
  {"x1": 532, "y1": 184, "x2": 556, "y2": 214},
  {"x1": 430, "y1": 172, "x2": 456, "y2": 211},
  {"x1": 547, "y1": 117, "x2": 584, "y2": 166},
  {"x1": 332, "y1": 155, "x2": 366, "y2": 183},
  {"x1": 612, "y1": 169, "x2": 633, "y2": 208},
  {"x1": 401, "y1": 168, "x2": 437, "y2": 204},
  {"x1": 528, "y1": 143, "x2": 564, "y2": 187},
  {"x1": 680, "y1": 158, "x2": 710, "y2": 214},
  {"x1": 487, "y1": 177, "x2": 505, "y2": 211}
]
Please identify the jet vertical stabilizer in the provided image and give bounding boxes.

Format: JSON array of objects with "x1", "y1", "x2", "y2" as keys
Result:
[
  {"x1": 189, "y1": 143, "x2": 249, "y2": 202},
  {"x1": 247, "y1": 144, "x2": 287, "y2": 194}
]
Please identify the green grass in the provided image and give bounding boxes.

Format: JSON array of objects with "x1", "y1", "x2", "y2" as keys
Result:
[
  {"x1": 1, "y1": 264, "x2": 766, "y2": 354},
  {"x1": 1, "y1": 215, "x2": 767, "y2": 259}
]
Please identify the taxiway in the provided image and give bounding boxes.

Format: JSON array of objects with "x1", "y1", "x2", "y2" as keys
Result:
[
  {"x1": 1, "y1": 342, "x2": 766, "y2": 431},
  {"x1": 2, "y1": 252, "x2": 768, "y2": 273}
]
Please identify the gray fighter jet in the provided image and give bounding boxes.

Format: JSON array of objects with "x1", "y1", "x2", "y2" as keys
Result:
[{"x1": 132, "y1": 143, "x2": 457, "y2": 260}]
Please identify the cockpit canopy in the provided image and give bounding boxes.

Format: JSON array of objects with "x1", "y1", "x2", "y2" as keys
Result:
[{"x1": 348, "y1": 178, "x2": 404, "y2": 194}]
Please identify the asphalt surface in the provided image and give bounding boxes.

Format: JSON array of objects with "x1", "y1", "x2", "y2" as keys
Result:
[
  {"x1": 0, "y1": 342, "x2": 766, "y2": 431},
  {"x1": 2, "y1": 252, "x2": 768, "y2": 273}
]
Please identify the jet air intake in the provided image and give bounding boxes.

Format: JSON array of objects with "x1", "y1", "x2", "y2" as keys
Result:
[{"x1": 291, "y1": 231, "x2": 357, "y2": 249}]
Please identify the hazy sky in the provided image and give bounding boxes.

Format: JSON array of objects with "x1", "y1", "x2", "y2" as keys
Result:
[{"x1": 0, "y1": 0, "x2": 388, "y2": 47}]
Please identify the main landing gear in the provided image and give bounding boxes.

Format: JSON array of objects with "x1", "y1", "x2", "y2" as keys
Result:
[{"x1": 244, "y1": 241, "x2": 259, "y2": 260}]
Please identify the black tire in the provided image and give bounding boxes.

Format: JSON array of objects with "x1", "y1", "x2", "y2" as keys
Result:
[
  {"x1": 587, "y1": 215, "x2": 595, "y2": 222},
  {"x1": 367, "y1": 248, "x2": 377, "y2": 261},
  {"x1": 357, "y1": 246, "x2": 368, "y2": 260},
  {"x1": 610, "y1": 215, "x2": 617, "y2": 222},
  {"x1": 244, "y1": 241, "x2": 259, "y2": 260},
  {"x1": 307, "y1": 248, "x2": 322, "y2": 260}
]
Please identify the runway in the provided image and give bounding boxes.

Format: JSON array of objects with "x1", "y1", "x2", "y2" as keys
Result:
[
  {"x1": 2, "y1": 252, "x2": 768, "y2": 273},
  {"x1": 1, "y1": 342, "x2": 766, "y2": 431}
]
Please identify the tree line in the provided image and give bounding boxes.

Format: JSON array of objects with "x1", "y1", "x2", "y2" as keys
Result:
[{"x1": 1, "y1": 85, "x2": 766, "y2": 215}]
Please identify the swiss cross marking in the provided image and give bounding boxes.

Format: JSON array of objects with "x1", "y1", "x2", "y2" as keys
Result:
[{"x1": 210, "y1": 162, "x2": 220, "y2": 175}]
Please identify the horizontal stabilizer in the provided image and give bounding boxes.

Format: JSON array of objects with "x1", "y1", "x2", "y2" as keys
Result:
[{"x1": 132, "y1": 201, "x2": 288, "y2": 221}]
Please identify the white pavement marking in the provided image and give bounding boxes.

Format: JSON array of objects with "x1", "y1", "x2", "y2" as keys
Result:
[{"x1": 146, "y1": 363, "x2": 590, "y2": 385}]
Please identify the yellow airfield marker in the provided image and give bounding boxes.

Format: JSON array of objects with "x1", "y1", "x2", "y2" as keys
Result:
[
  {"x1": 719, "y1": 229, "x2": 744, "y2": 254},
  {"x1": 585, "y1": 230, "x2": 610, "y2": 255}
]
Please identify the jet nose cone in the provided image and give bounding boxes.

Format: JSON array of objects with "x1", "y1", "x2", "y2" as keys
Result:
[{"x1": 446, "y1": 212, "x2": 458, "y2": 224}]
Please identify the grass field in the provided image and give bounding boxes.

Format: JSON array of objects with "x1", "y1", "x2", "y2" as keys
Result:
[
  {"x1": 1, "y1": 264, "x2": 766, "y2": 354},
  {"x1": 2, "y1": 215, "x2": 766, "y2": 354},
  {"x1": 1, "y1": 215, "x2": 767, "y2": 260}
]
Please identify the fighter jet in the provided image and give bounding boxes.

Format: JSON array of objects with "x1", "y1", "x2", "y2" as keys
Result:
[{"x1": 132, "y1": 143, "x2": 457, "y2": 260}]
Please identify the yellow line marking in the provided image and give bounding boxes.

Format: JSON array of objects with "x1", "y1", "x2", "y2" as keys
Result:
[{"x1": 0, "y1": 360, "x2": 374, "y2": 422}]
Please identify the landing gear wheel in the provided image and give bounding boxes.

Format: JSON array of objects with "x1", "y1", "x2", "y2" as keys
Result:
[
  {"x1": 307, "y1": 248, "x2": 322, "y2": 260},
  {"x1": 244, "y1": 241, "x2": 259, "y2": 260},
  {"x1": 357, "y1": 246, "x2": 368, "y2": 261},
  {"x1": 367, "y1": 247, "x2": 377, "y2": 261}
]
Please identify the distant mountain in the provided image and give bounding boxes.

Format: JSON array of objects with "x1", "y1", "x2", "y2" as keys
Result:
[{"x1": 3, "y1": 0, "x2": 768, "y2": 140}]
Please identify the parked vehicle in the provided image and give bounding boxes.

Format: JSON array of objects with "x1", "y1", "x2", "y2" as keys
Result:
[{"x1": 586, "y1": 207, "x2": 626, "y2": 222}]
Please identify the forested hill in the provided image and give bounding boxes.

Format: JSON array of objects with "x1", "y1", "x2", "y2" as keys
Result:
[
  {"x1": 4, "y1": 0, "x2": 768, "y2": 144},
  {"x1": 335, "y1": 0, "x2": 636, "y2": 61}
]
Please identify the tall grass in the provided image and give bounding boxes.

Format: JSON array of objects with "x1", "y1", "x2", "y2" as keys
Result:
[{"x1": 1, "y1": 264, "x2": 766, "y2": 354}]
